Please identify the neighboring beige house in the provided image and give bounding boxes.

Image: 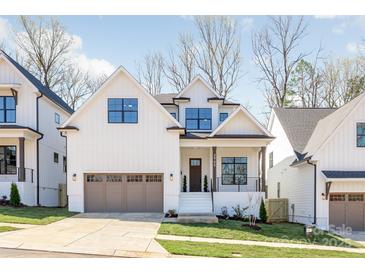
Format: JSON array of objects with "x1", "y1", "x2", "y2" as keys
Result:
[
  {"x1": 267, "y1": 93, "x2": 365, "y2": 231},
  {"x1": 0, "y1": 51, "x2": 73, "y2": 206},
  {"x1": 59, "y1": 66, "x2": 273, "y2": 216}
]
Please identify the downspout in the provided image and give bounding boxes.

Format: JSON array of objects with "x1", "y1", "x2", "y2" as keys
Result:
[
  {"x1": 59, "y1": 131, "x2": 67, "y2": 203},
  {"x1": 307, "y1": 160, "x2": 317, "y2": 225},
  {"x1": 36, "y1": 93, "x2": 43, "y2": 206}
]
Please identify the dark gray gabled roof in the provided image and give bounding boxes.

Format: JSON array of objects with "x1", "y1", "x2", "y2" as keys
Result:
[
  {"x1": 1, "y1": 50, "x2": 74, "y2": 114},
  {"x1": 274, "y1": 108, "x2": 336, "y2": 154},
  {"x1": 322, "y1": 170, "x2": 365, "y2": 179},
  {"x1": 154, "y1": 93, "x2": 177, "y2": 104}
]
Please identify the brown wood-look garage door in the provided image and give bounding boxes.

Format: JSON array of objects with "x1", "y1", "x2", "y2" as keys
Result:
[
  {"x1": 329, "y1": 193, "x2": 365, "y2": 231},
  {"x1": 84, "y1": 174, "x2": 163, "y2": 212}
]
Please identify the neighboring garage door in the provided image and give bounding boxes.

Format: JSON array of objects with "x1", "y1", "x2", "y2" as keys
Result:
[
  {"x1": 329, "y1": 193, "x2": 365, "y2": 231},
  {"x1": 84, "y1": 174, "x2": 163, "y2": 212}
]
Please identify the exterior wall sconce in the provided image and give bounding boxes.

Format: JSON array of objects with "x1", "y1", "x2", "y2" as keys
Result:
[
  {"x1": 170, "y1": 173, "x2": 173, "y2": 181},
  {"x1": 72, "y1": 173, "x2": 77, "y2": 181}
]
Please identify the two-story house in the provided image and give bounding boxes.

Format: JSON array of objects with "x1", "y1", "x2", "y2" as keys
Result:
[
  {"x1": 0, "y1": 51, "x2": 73, "y2": 206},
  {"x1": 267, "y1": 94, "x2": 365, "y2": 231},
  {"x1": 59, "y1": 66, "x2": 273, "y2": 216}
]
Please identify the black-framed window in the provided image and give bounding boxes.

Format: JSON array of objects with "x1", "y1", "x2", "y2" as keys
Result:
[
  {"x1": 221, "y1": 157, "x2": 247, "y2": 185},
  {"x1": 54, "y1": 152, "x2": 59, "y2": 163},
  {"x1": 108, "y1": 98, "x2": 138, "y2": 123},
  {"x1": 357, "y1": 123, "x2": 365, "y2": 147},
  {"x1": 0, "y1": 96, "x2": 16, "y2": 123},
  {"x1": 63, "y1": 156, "x2": 67, "y2": 173},
  {"x1": 269, "y1": 152, "x2": 274, "y2": 168},
  {"x1": 0, "y1": 146, "x2": 16, "y2": 175},
  {"x1": 170, "y1": 112, "x2": 177, "y2": 119},
  {"x1": 55, "y1": 113, "x2": 60, "y2": 124},
  {"x1": 185, "y1": 108, "x2": 212, "y2": 130},
  {"x1": 219, "y1": 113, "x2": 228, "y2": 123}
]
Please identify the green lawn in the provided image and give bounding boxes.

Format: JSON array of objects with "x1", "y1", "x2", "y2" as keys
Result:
[
  {"x1": 159, "y1": 220, "x2": 361, "y2": 248},
  {"x1": 0, "y1": 226, "x2": 19, "y2": 233},
  {"x1": 158, "y1": 240, "x2": 365, "y2": 258},
  {"x1": 0, "y1": 206, "x2": 76, "y2": 225}
]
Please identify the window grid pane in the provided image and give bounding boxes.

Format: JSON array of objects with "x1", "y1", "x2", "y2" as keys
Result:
[
  {"x1": 221, "y1": 157, "x2": 247, "y2": 185},
  {"x1": 108, "y1": 98, "x2": 138, "y2": 123},
  {"x1": 0, "y1": 146, "x2": 16, "y2": 175},
  {"x1": 185, "y1": 108, "x2": 211, "y2": 130},
  {"x1": 0, "y1": 96, "x2": 16, "y2": 123}
]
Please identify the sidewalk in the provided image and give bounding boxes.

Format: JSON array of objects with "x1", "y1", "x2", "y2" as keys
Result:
[{"x1": 156, "y1": 234, "x2": 365, "y2": 254}]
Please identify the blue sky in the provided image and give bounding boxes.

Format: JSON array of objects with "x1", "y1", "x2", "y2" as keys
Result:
[{"x1": 1, "y1": 15, "x2": 364, "y2": 120}]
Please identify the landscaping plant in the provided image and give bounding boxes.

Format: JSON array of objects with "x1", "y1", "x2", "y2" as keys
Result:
[
  {"x1": 9, "y1": 183, "x2": 21, "y2": 207},
  {"x1": 259, "y1": 198, "x2": 267, "y2": 223},
  {"x1": 203, "y1": 175, "x2": 208, "y2": 192},
  {"x1": 183, "y1": 175, "x2": 187, "y2": 192}
]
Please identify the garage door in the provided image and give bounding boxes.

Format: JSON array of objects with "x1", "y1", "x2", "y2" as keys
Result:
[
  {"x1": 329, "y1": 193, "x2": 365, "y2": 231},
  {"x1": 84, "y1": 173, "x2": 163, "y2": 212}
]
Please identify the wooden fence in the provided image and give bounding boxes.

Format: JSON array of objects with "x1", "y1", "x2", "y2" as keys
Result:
[{"x1": 266, "y1": 198, "x2": 288, "y2": 222}]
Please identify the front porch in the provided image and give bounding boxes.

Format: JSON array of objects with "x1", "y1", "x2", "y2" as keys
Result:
[
  {"x1": 179, "y1": 138, "x2": 268, "y2": 216},
  {"x1": 0, "y1": 127, "x2": 40, "y2": 205}
]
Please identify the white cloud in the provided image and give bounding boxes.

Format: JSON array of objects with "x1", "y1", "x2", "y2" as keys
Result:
[
  {"x1": 0, "y1": 17, "x2": 11, "y2": 44},
  {"x1": 241, "y1": 17, "x2": 254, "y2": 32},
  {"x1": 346, "y1": 42, "x2": 365, "y2": 54},
  {"x1": 314, "y1": 15, "x2": 338, "y2": 19},
  {"x1": 73, "y1": 54, "x2": 115, "y2": 78}
]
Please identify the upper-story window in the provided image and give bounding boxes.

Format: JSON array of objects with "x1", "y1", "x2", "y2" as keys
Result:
[
  {"x1": 0, "y1": 96, "x2": 16, "y2": 123},
  {"x1": 108, "y1": 98, "x2": 138, "y2": 124},
  {"x1": 219, "y1": 113, "x2": 228, "y2": 123},
  {"x1": 357, "y1": 123, "x2": 365, "y2": 147},
  {"x1": 55, "y1": 113, "x2": 60, "y2": 124},
  {"x1": 170, "y1": 112, "x2": 177, "y2": 119},
  {"x1": 185, "y1": 108, "x2": 212, "y2": 130}
]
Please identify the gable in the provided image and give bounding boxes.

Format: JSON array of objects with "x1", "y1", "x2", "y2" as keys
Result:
[
  {"x1": 305, "y1": 93, "x2": 365, "y2": 156},
  {"x1": 211, "y1": 106, "x2": 272, "y2": 137},
  {"x1": 180, "y1": 79, "x2": 218, "y2": 104},
  {"x1": 176, "y1": 76, "x2": 222, "y2": 100},
  {"x1": 63, "y1": 67, "x2": 181, "y2": 129},
  {"x1": 0, "y1": 58, "x2": 23, "y2": 84}
]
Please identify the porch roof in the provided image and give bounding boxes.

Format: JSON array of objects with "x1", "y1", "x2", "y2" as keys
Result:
[
  {"x1": 322, "y1": 170, "x2": 365, "y2": 181},
  {"x1": 0, "y1": 125, "x2": 43, "y2": 139}
]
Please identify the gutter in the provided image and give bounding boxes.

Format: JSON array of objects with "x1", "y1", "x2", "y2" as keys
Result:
[
  {"x1": 307, "y1": 160, "x2": 317, "y2": 225},
  {"x1": 36, "y1": 93, "x2": 43, "y2": 206}
]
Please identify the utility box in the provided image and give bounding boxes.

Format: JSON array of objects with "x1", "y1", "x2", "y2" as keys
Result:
[{"x1": 59, "y1": 184, "x2": 67, "y2": 207}]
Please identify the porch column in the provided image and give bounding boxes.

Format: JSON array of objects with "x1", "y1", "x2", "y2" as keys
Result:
[
  {"x1": 261, "y1": 146, "x2": 266, "y2": 197},
  {"x1": 212, "y1": 146, "x2": 217, "y2": 191},
  {"x1": 18, "y1": 137, "x2": 25, "y2": 182}
]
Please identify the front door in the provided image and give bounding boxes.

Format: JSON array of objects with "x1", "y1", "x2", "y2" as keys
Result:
[{"x1": 189, "y1": 158, "x2": 202, "y2": 192}]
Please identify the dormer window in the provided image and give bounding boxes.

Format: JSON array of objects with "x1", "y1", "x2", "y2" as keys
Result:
[
  {"x1": 0, "y1": 96, "x2": 16, "y2": 123},
  {"x1": 219, "y1": 113, "x2": 228, "y2": 123},
  {"x1": 357, "y1": 123, "x2": 365, "y2": 147},
  {"x1": 186, "y1": 108, "x2": 212, "y2": 130}
]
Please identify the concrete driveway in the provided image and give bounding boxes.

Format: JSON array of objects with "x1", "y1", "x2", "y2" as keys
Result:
[{"x1": 0, "y1": 213, "x2": 168, "y2": 257}]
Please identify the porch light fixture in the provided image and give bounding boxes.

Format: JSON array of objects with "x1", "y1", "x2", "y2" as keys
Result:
[
  {"x1": 170, "y1": 173, "x2": 173, "y2": 181},
  {"x1": 72, "y1": 173, "x2": 77, "y2": 182}
]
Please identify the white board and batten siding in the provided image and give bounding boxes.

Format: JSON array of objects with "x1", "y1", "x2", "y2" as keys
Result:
[
  {"x1": 66, "y1": 71, "x2": 181, "y2": 213},
  {"x1": 267, "y1": 112, "x2": 315, "y2": 225},
  {"x1": 313, "y1": 102, "x2": 365, "y2": 229}
]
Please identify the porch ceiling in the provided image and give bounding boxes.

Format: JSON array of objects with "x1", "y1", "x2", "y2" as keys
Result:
[
  {"x1": 0, "y1": 125, "x2": 43, "y2": 140},
  {"x1": 180, "y1": 137, "x2": 272, "y2": 147}
]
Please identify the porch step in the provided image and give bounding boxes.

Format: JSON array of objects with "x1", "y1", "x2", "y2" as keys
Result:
[
  {"x1": 177, "y1": 213, "x2": 218, "y2": 224},
  {"x1": 178, "y1": 192, "x2": 213, "y2": 214}
]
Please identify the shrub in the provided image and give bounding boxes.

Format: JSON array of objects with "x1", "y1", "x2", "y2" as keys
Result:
[
  {"x1": 10, "y1": 183, "x2": 21, "y2": 207},
  {"x1": 232, "y1": 204, "x2": 248, "y2": 219},
  {"x1": 203, "y1": 175, "x2": 208, "y2": 192},
  {"x1": 182, "y1": 175, "x2": 187, "y2": 192},
  {"x1": 259, "y1": 198, "x2": 267, "y2": 223}
]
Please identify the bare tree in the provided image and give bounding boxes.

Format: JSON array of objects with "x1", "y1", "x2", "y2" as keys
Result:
[
  {"x1": 322, "y1": 57, "x2": 365, "y2": 107},
  {"x1": 288, "y1": 49, "x2": 325, "y2": 107},
  {"x1": 164, "y1": 33, "x2": 196, "y2": 92},
  {"x1": 136, "y1": 52, "x2": 165, "y2": 95},
  {"x1": 252, "y1": 16, "x2": 308, "y2": 107},
  {"x1": 192, "y1": 16, "x2": 241, "y2": 98},
  {"x1": 14, "y1": 16, "x2": 73, "y2": 90},
  {"x1": 60, "y1": 67, "x2": 107, "y2": 110}
]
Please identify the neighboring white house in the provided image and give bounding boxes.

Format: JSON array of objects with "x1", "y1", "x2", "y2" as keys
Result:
[
  {"x1": 267, "y1": 95, "x2": 365, "y2": 231},
  {"x1": 0, "y1": 51, "x2": 73, "y2": 206},
  {"x1": 59, "y1": 65, "x2": 274, "y2": 216}
]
